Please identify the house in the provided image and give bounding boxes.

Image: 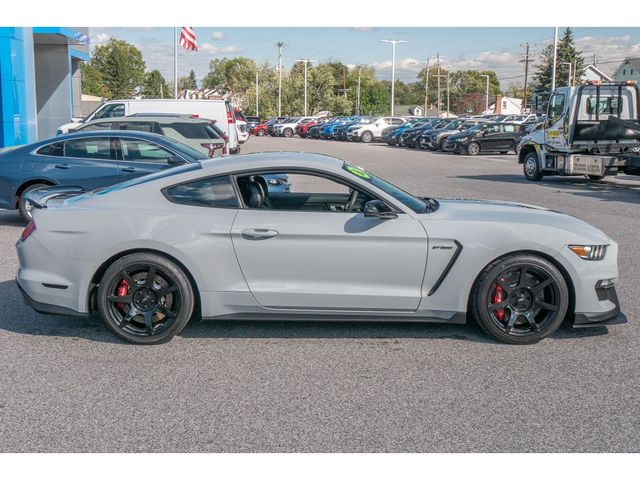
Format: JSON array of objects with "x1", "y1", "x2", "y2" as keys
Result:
[
  {"x1": 482, "y1": 95, "x2": 522, "y2": 115},
  {"x1": 613, "y1": 58, "x2": 640, "y2": 82},
  {"x1": 581, "y1": 64, "x2": 612, "y2": 83}
]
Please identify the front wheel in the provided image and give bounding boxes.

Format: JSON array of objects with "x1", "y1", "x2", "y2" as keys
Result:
[
  {"x1": 97, "y1": 253, "x2": 195, "y2": 344},
  {"x1": 466, "y1": 141, "x2": 480, "y2": 156},
  {"x1": 360, "y1": 131, "x2": 373, "y2": 143},
  {"x1": 283, "y1": 128, "x2": 293, "y2": 138},
  {"x1": 523, "y1": 152, "x2": 543, "y2": 181},
  {"x1": 256, "y1": 130, "x2": 265, "y2": 137},
  {"x1": 470, "y1": 254, "x2": 569, "y2": 344}
]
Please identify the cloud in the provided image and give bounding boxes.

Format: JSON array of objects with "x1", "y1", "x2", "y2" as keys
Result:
[
  {"x1": 351, "y1": 27, "x2": 378, "y2": 32},
  {"x1": 574, "y1": 35, "x2": 640, "y2": 74},
  {"x1": 211, "y1": 31, "x2": 225, "y2": 40},
  {"x1": 90, "y1": 32, "x2": 110, "y2": 46},
  {"x1": 199, "y1": 44, "x2": 243, "y2": 54}
]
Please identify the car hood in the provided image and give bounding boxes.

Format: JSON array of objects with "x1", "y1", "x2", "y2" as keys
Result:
[{"x1": 420, "y1": 198, "x2": 610, "y2": 244}]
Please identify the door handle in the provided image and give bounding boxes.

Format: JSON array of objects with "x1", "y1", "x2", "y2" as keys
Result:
[
  {"x1": 122, "y1": 167, "x2": 138, "y2": 172},
  {"x1": 241, "y1": 228, "x2": 279, "y2": 240},
  {"x1": 54, "y1": 164, "x2": 71, "y2": 169}
]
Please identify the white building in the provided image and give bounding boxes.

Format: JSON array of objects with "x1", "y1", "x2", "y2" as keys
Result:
[
  {"x1": 482, "y1": 95, "x2": 523, "y2": 115},
  {"x1": 581, "y1": 64, "x2": 612, "y2": 83},
  {"x1": 613, "y1": 58, "x2": 640, "y2": 83}
]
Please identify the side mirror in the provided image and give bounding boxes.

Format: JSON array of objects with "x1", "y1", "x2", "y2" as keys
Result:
[
  {"x1": 364, "y1": 200, "x2": 398, "y2": 220},
  {"x1": 168, "y1": 156, "x2": 187, "y2": 165}
]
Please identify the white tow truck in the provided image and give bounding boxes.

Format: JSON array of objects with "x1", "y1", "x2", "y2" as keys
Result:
[{"x1": 518, "y1": 81, "x2": 640, "y2": 181}]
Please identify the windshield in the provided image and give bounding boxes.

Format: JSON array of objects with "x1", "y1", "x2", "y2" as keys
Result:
[
  {"x1": 342, "y1": 163, "x2": 428, "y2": 213},
  {"x1": 466, "y1": 123, "x2": 492, "y2": 133}
]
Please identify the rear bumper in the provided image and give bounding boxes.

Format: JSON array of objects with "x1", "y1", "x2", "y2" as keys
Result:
[{"x1": 17, "y1": 279, "x2": 86, "y2": 317}]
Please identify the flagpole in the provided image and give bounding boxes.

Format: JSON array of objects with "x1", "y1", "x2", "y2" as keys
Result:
[{"x1": 173, "y1": 27, "x2": 178, "y2": 98}]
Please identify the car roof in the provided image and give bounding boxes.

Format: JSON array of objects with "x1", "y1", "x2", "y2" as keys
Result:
[
  {"x1": 84, "y1": 116, "x2": 209, "y2": 125},
  {"x1": 40, "y1": 130, "x2": 175, "y2": 144},
  {"x1": 199, "y1": 151, "x2": 345, "y2": 174}
]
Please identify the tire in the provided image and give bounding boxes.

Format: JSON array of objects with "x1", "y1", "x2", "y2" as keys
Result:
[
  {"x1": 97, "y1": 253, "x2": 195, "y2": 345},
  {"x1": 283, "y1": 128, "x2": 293, "y2": 138},
  {"x1": 18, "y1": 183, "x2": 49, "y2": 223},
  {"x1": 499, "y1": 151, "x2": 508, "y2": 155},
  {"x1": 466, "y1": 141, "x2": 480, "y2": 156},
  {"x1": 587, "y1": 174, "x2": 605, "y2": 181},
  {"x1": 256, "y1": 130, "x2": 265, "y2": 137},
  {"x1": 438, "y1": 138, "x2": 447, "y2": 151},
  {"x1": 360, "y1": 131, "x2": 373, "y2": 143},
  {"x1": 514, "y1": 144, "x2": 522, "y2": 155},
  {"x1": 523, "y1": 151, "x2": 544, "y2": 181},
  {"x1": 470, "y1": 253, "x2": 569, "y2": 345}
]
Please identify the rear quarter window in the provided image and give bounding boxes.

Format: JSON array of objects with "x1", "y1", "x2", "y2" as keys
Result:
[
  {"x1": 164, "y1": 175, "x2": 239, "y2": 208},
  {"x1": 162, "y1": 123, "x2": 211, "y2": 140},
  {"x1": 36, "y1": 142, "x2": 64, "y2": 156}
]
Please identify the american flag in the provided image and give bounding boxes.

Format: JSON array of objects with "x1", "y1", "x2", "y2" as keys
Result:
[{"x1": 179, "y1": 27, "x2": 198, "y2": 51}]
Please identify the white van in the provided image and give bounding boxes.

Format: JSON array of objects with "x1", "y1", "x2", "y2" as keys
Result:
[{"x1": 57, "y1": 99, "x2": 241, "y2": 153}]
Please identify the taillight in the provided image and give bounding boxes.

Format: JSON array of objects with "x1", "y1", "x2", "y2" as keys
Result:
[
  {"x1": 21, "y1": 220, "x2": 36, "y2": 241},
  {"x1": 201, "y1": 143, "x2": 223, "y2": 158},
  {"x1": 227, "y1": 111, "x2": 233, "y2": 124}
]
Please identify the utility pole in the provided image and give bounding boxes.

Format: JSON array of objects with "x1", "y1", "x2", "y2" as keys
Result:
[
  {"x1": 423, "y1": 57, "x2": 430, "y2": 115},
  {"x1": 356, "y1": 67, "x2": 362, "y2": 115},
  {"x1": 551, "y1": 27, "x2": 559, "y2": 93},
  {"x1": 436, "y1": 54, "x2": 441, "y2": 118},
  {"x1": 520, "y1": 43, "x2": 533, "y2": 113},
  {"x1": 255, "y1": 69, "x2": 259, "y2": 118},
  {"x1": 379, "y1": 39, "x2": 408, "y2": 116},
  {"x1": 173, "y1": 27, "x2": 178, "y2": 99},
  {"x1": 160, "y1": 82, "x2": 163, "y2": 99},
  {"x1": 275, "y1": 42, "x2": 286, "y2": 117},
  {"x1": 446, "y1": 70, "x2": 450, "y2": 117}
]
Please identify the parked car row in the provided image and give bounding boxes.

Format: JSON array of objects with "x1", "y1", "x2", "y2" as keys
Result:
[{"x1": 255, "y1": 112, "x2": 541, "y2": 157}]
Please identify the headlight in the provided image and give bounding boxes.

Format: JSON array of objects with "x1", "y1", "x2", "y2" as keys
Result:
[{"x1": 569, "y1": 245, "x2": 608, "y2": 260}]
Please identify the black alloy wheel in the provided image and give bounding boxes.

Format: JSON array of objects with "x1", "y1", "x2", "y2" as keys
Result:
[
  {"x1": 97, "y1": 253, "x2": 194, "y2": 344},
  {"x1": 471, "y1": 254, "x2": 569, "y2": 344}
]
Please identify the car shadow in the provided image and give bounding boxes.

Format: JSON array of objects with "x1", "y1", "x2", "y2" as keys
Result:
[
  {"x1": 455, "y1": 173, "x2": 640, "y2": 205},
  {"x1": 0, "y1": 278, "x2": 608, "y2": 345},
  {"x1": 0, "y1": 210, "x2": 24, "y2": 227}
]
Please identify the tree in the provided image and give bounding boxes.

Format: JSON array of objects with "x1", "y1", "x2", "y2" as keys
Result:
[
  {"x1": 533, "y1": 27, "x2": 585, "y2": 94},
  {"x1": 143, "y1": 70, "x2": 170, "y2": 98},
  {"x1": 80, "y1": 63, "x2": 111, "y2": 98},
  {"x1": 89, "y1": 39, "x2": 146, "y2": 98}
]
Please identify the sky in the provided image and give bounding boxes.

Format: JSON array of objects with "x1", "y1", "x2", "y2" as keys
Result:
[{"x1": 88, "y1": 27, "x2": 640, "y2": 88}]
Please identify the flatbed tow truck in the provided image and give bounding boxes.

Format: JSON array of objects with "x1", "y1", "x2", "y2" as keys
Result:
[{"x1": 518, "y1": 81, "x2": 640, "y2": 181}]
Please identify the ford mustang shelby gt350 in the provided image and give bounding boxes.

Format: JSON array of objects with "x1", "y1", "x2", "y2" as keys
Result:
[{"x1": 16, "y1": 152, "x2": 625, "y2": 344}]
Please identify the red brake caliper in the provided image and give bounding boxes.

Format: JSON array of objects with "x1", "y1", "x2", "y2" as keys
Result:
[
  {"x1": 116, "y1": 279, "x2": 129, "y2": 311},
  {"x1": 492, "y1": 284, "x2": 506, "y2": 321}
]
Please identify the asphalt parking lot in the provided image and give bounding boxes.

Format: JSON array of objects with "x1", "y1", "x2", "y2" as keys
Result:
[{"x1": 1, "y1": 136, "x2": 638, "y2": 452}]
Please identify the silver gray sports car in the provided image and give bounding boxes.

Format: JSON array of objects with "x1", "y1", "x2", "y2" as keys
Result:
[{"x1": 16, "y1": 152, "x2": 625, "y2": 344}]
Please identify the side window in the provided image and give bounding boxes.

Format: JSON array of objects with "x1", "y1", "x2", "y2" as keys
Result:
[
  {"x1": 547, "y1": 93, "x2": 566, "y2": 124},
  {"x1": 120, "y1": 139, "x2": 174, "y2": 163},
  {"x1": 236, "y1": 172, "x2": 370, "y2": 212},
  {"x1": 93, "y1": 103, "x2": 125, "y2": 120},
  {"x1": 484, "y1": 125, "x2": 500, "y2": 134},
  {"x1": 162, "y1": 123, "x2": 209, "y2": 140},
  {"x1": 36, "y1": 142, "x2": 64, "y2": 157},
  {"x1": 81, "y1": 122, "x2": 113, "y2": 131},
  {"x1": 392, "y1": 118, "x2": 405, "y2": 125},
  {"x1": 164, "y1": 176, "x2": 239, "y2": 208},
  {"x1": 63, "y1": 138, "x2": 113, "y2": 160},
  {"x1": 118, "y1": 122, "x2": 155, "y2": 133},
  {"x1": 503, "y1": 124, "x2": 516, "y2": 133}
]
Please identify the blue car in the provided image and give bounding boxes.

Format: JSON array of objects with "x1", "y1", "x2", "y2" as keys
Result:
[{"x1": 0, "y1": 130, "x2": 289, "y2": 222}]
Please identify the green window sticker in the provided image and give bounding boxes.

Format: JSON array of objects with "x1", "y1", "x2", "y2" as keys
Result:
[{"x1": 344, "y1": 164, "x2": 371, "y2": 180}]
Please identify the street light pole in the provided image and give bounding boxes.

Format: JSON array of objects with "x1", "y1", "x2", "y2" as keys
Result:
[
  {"x1": 379, "y1": 39, "x2": 408, "y2": 116},
  {"x1": 296, "y1": 59, "x2": 316, "y2": 116},
  {"x1": 423, "y1": 57, "x2": 430, "y2": 115},
  {"x1": 446, "y1": 70, "x2": 450, "y2": 117},
  {"x1": 551, "y1": 27, "x2": 559, "y2": 93},
  {"x1": 480, "y1": 74, "x2": 490, "y2": 113},
  {"x1": 356, "y1": 67, "x2": 362, "y2": 115},
  {"x1": 275, "y1": 42, "x2": 286, "y2": 117},
  {"x1": 255, "y1": 69, "x2": 259, "y2": 118}
]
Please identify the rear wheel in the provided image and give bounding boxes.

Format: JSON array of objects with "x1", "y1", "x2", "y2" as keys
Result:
[
  {"x1": 97, "y1": 253, "x2": 195, "y2": 344},
  {"x1": 360, "y1": 131, "x2": 373, "y2": 143},
  {"x1": 18, "y1": 183, "x2": 49, "y2": 223},
  {"x1": 283, "y1": 128, "x2": 293, "y2": 138},
  {"x1": 471, "y1": 254, "x2": 569, "y2": 344},
  {"x1": 256, "y1": 129, "x2": 265, "y2": 137},
  {"x1": 466, "y1": 141, "x2": 480, "y2": 156},
  {"x1": 523, "y1": 152, "x2": 543, "y2": 181}
]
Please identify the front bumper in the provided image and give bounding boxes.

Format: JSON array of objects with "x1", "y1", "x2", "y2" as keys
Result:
[{"x1": 573, "y1": 285, "x2": 626, "y2": 328}]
